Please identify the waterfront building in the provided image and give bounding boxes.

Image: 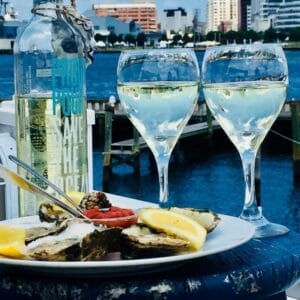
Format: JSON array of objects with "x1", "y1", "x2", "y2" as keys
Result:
[
  {"x1": 273, "y1": 1, "x2": 300, "y2": 30},
  {"x1": 192, "y1": 9, "x2": 206, "y2": 35},
  {"x1": 239, "y1": 0, "x2": 252, "y2": 31},
  {"x1": 249, "y1": 0, "x2": 300, "y2": 31},
  {"x1": 84, "y1": 10, "x2": 141, "y2": 36},
  {"x1": 160, "y1": 7, "x2": 193, "y2": 33},
  {"x1": 250, "y1": 0, "x2": 281, "y2": 31},
  {"x1": 92, "y1": 1, "x2": 157, "y2": 33},
  {"x1": 206, "y1": 0, "x2": 239, "y2": 33}
]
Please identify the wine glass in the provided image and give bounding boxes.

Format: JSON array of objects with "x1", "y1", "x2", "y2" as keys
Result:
[
  {"x1": 202, "y1": 44, "x2": 289, "y2": 238},
  {"x1": 117, "y1": 49, "x2": 200, "y2": 206}
]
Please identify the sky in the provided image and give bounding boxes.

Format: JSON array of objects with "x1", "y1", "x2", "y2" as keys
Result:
[{"x1": 11, "y1": 0, "x2": 206, "y2": 22}]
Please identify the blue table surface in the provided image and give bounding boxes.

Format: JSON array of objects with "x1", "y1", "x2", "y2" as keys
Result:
[{"x1": 0, "y1": 229, "x2": 300, "y2": 300}]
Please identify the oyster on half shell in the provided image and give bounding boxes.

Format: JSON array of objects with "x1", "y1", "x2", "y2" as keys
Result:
[
  {"x1": 25, "y1": 224, "x2": 63, "y2": 245},
  {"x1": 168, "y1": 207, "x2": 220, "y2": 233},
  {"x1": 120, "y1": 224, "x2": 189, "y2": 259},
  {"x1": 25, "y1": 219, "x2": 121, "y2": 261}
]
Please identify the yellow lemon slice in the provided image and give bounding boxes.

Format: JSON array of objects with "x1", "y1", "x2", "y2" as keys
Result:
[
  {"x1": 139, "y1": 208, "x2": 207, "y2": 251},
  {"x1": 0, "y1": 225, "x2": 26, "y2": 259},
  {"x1": 64, "y1": 191, "x2": 85, "y2": 207},
  {"x1": 50, "y1": 190, "x2": 85, "y2": 211}
]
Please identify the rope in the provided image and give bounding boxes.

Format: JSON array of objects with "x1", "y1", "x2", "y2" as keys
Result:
[
  {"x1": 270, "y1": 129, "x2": 300, "y2": 145},
  {"x1": 70, "y1": 0, "x2": 76, "y2": 8},
  {"x1": 31, "y1": 1, "x2": 94, "y2": 65}
]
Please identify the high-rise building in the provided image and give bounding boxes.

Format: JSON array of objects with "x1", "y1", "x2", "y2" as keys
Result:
[
  {"x1": 273, "y1": 1, "x2": 300, "y2": 30},
  {"x1": 160, "y1": 7, "x2": 193, "y2": 32},
  {"x1": 239, "y1": 0, "x2": 251, "y2": 31},
  {"x1": 249, "y1": 0, "x2": 297, "y2": 31},
  {"x1": 193, "y1": 9, "x2": 206, "y2": 35},
  {"x1": 250, "y1": 0, "x2": 280, "y2": 31},
  {"x1": 93, "y1": 1, "x2": 157, "y2": 33},
  {"x1": 206, "y1": 0, "x2": 239, "y2": 33},
  {"x1": 84, "y1": 10, "x2": 141, "y2": 36}
]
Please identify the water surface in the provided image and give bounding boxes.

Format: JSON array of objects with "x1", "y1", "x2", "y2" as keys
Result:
[{"x1": 1, "y1": 50, "x2": 300, "y2": 100}]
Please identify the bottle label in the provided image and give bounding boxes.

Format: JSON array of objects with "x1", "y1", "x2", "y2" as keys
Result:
[{"x1": 52, "y1": 57, "x2": 85, "y2": 116}]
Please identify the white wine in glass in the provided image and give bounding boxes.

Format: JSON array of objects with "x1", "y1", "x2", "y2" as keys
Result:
[
  {"x1": 117, "y1": 49, "x2": 200, "y2": 206},
  {"x1": 202, "y1": 44, "x2": 289, "y2": 238}
]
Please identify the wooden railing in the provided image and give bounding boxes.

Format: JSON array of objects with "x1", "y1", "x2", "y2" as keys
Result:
[{"x1": 2, "y1": 98, "x2": 300, "y2": 183}]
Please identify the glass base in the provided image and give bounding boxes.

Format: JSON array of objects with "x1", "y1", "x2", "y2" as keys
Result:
[
  {"x1": 241, "y1": 213, "x2": 289, "y2": 238},
  {"x1": 253, "y1": 219, "x2": 289, "y2": 239}
]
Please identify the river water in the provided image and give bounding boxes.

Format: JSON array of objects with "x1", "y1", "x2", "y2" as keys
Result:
[
  {"x1": 1, "y1": 50, "x2": 300, "y2": 100},
  {"x1": 1, "y1": 51, "x2": 300, "y2": 232}
]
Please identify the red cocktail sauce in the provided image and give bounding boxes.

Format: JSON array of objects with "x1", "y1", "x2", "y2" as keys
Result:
[{"x1": 83, "y1": 206, "x2": 137, "y2": 228}]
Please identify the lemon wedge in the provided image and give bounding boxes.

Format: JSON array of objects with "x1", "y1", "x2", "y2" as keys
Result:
[
  {"x1": 0, "y1": 224, "x2": 26, "y2": 259},
  {"x1": 64, "y1": 191, "x2": 85, "y2": 207},
  {"x1": 50, "y1": 190, "x2": 85, "y2": 211},
  {"x1": 139, "y1": 208, "x2": 207, "y2": 251}
]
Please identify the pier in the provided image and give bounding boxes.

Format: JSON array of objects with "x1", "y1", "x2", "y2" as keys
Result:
[
  {"x1": 1, "y1": 98, "x2": 300, "y2": 186},
  {"x1": 89, "y1": 101, "x2": 219, "y2": 188},
  {"x1": 84, "y1": 99, "x2": 300, "y2": 188}
]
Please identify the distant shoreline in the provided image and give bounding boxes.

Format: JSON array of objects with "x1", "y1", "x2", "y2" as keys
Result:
[{"x1": 1, "y1": 45, "x2": 300, "y2": 55}]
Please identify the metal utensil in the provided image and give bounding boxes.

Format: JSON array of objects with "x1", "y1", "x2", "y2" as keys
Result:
[
  {"x1": 9, "y1": 155, "x2": 82, "y2": 212},
  {"x1": 0, "y1": 164, "x2": 85, "y2": 219},
  {"x1": 9, "y1": 155, "x2": 110, "y2": 213}
]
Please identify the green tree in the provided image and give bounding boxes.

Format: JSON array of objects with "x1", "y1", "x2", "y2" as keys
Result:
[
  {"x1": 194, "y1": 32, "x2": 203, "y2": 43},
  {"x1": 136, "y1": 32, "x2": 146, "y2": 47},
  {"x1": 242, "y1": 30, "x2": 260, "y2": 42},
  {"x1": 224, "y1": 30, "x2": 240, "y2": 43},
  {"x1": 277, "y1": 31, "x2": 288, "y2": 42},
  {"x1": 172, "y1": 33, "x2": 182, "y2": 45},
  {"x1": 183, "y1": 32, "x2": 193, "y2": 44},
  {"x1": 117, "y1": 34, "x2": 123, "y2": 42},
  {"x1": 108, "y1": 33, "x2": 118, "y2": 45},
  {"x1": 94, "y1": 33, "x2": 105, "y2": 42},
  {"x1": 289, "y1": 27, "x2": 300, "y2": 41},
  {"x1": 159, "y1": 32, "x2": 167, "y2": 41},
  {"x1": 206, "y1": 31, "x2": 221, "y2": 41},
  {"x1": 264, "y1": 27, "x2": 277, "y2": 42},
  {"x1": 124, "y1": 34, "x2": 136, "y2": 45}
]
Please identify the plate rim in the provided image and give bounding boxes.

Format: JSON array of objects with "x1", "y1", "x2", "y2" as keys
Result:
[{"x1": 0, "y1": 214, "x2": 255, "y2": 271}]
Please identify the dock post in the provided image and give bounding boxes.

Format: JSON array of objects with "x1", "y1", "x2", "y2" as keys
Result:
[
  {"x1": 291, "y1": 102, "x2": 300, "y2": 180},
  {"x1": 206, "y1": 103, "x2": 213, "y2": 136},
  {"x1": 132, "y1": 127, "x2": 140, "y2": 174},
  {"x1": 205, "y1": 103, "x2": 214, "y2": 151},
  {"x1": 255, "y1": 148, "x2": 261, "y2": 207},
  {"x1": 102, "y1": 103, "x2": 114, "y2": 190}
]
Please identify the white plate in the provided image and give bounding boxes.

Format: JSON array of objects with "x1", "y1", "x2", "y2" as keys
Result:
[{"x1": 0, "y1": 194, "x2": 255, "y2": 277}]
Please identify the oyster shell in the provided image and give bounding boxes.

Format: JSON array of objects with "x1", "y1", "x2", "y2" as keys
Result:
[
  {"x1": 120, "y1": 224, "x2": 189, "y2": 259},
  {"x1": 25, "y1": 224, "x2": 63, "y2": 245},
  {"x1": 168, "y1": 207, "x2": 220, "y2": 233},
  {"x1": 25, "y1": 219, "x2": 121, "y2": 261},
  {"x1": 39, "y1": 203, "x2": 69, "y2": 223}
]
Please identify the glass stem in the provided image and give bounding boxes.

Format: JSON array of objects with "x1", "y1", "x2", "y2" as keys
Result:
[
  {"x1": 156, "y1": 155, "x2": 170, "y2": 206},
  {"x1": 240, "y1": 149, "x2": 262, "y2": 221}
]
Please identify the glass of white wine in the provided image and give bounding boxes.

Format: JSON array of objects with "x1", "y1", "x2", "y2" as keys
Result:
[
  {"x1": 117, "y1": 49, "x2": 200, "y2": 206},
  {"x1": 202, "y1": 44, "x2": 289, "y2": 238}
]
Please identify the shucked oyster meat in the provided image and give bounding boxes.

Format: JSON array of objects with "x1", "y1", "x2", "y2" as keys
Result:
[
  {"x1": 39, "y1": 203, "x2": 69, "y2": 224},
  {"x1": 25, "y1": 223, "x2": 63, "y2": 245},
  {"x1": 120, "y1": 224, "x2": 189, "y2": 259},
  {"x1": 38, "y1": 191, "x2": 112, "y2": 224},
  {"x1": 168, "y1": 207, "x2": 220, "y2": 233},
  {"x1": 25, "y1": 219, "x2": 121, "y2": 261}
]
